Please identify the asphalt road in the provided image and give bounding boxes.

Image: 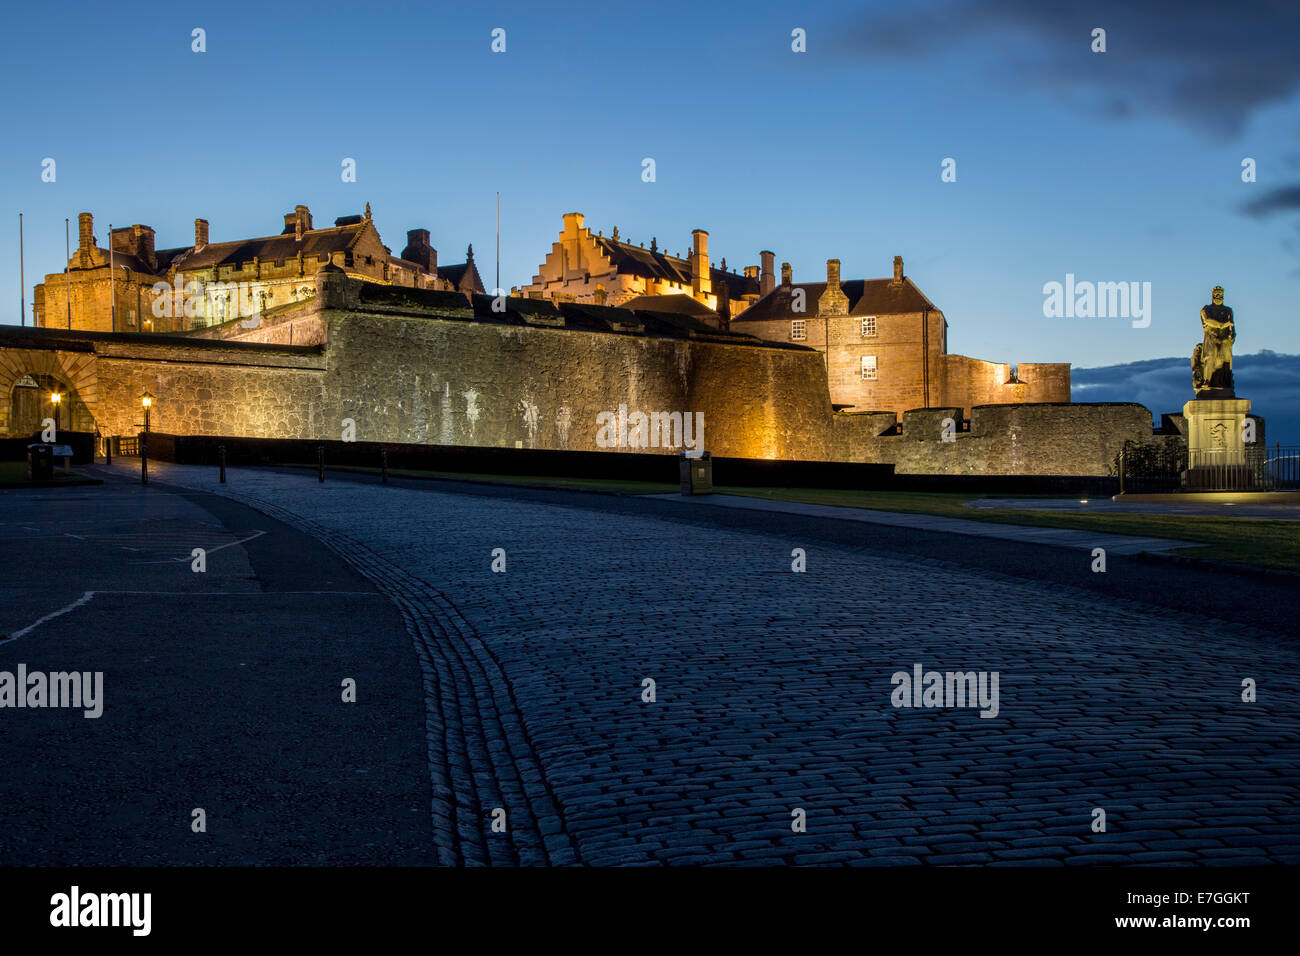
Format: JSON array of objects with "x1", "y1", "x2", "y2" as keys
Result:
[{"x1": 0, "y1": 478, "x2": 435, "y2": 865}]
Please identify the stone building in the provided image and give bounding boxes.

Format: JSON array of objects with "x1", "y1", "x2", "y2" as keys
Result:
[
  {"x1": 731, "y1": 255, "x2": 1070, "y2": 417},
  {"x1": 32, "y1": 205, "x2": 482, "y2": 334},
  {"x1": 515, "y1": 212, "x2": 769, "y2": 325}
]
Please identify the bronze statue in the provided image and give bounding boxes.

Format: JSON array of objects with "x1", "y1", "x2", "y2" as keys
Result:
[{"x1": 1192, "y1": 285, "x2": 1235, "y2": 396}]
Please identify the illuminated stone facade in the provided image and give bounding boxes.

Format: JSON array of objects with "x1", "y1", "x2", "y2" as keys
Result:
[
  {"x1": 515, "y1": 212, "x2": 769, "y2": 325},
  {"x1": 732, "y1": 256, "x2": 1071, "y2": 417},
  {"x1": 32, "y1": 205, "x2": 483, "y2": 335}
]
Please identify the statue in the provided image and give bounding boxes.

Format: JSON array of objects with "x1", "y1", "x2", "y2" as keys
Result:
[{"x1": 1191, "y1": 285, "x2": 1235, "y2": 397}]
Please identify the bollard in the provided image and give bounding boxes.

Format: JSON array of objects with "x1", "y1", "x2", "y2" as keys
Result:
[
  {"x1": 381, "y1": 448, "x2": 389, "y2": 484},
  {"x1": 219, "y1": 444, "x2": 227, "y2": 483},
  {"x1": 318, "y1": 444, "x2": 325, "y2": 483},
  {"x1": 141, "y1": 435, "x2": 148, "y2": 485},
  {"x1": 105, "y1": 437, "x2": 111, "y2": 466}
]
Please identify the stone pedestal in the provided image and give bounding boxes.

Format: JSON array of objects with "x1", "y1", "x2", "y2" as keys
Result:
[{"x1": 1182, "y1": 397, "x2": 1251, "y2": 490}]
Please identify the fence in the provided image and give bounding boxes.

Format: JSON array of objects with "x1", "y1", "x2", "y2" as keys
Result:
[{"x1": 1120, "y1": 440, "x2": 1298, "y2": 492}]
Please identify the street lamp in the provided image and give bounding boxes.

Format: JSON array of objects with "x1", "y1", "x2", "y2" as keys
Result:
[
  {"x1": 49, "y1": 391, "x2": 61, "y2": 434},
  {"x1": 140, "y1": 390, "x2": 154, "y2": 484}
]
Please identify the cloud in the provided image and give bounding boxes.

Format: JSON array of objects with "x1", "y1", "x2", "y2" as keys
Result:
[
  {"x1": 1243, "y1": 184, "x2": 1300, "y2": 217},
  {"x1": 836, "y1": 0, "x2": 1300, "y2": 140},
  {"x1": 1072, "y1": 350, "x2": 1300, "y2": 444}
]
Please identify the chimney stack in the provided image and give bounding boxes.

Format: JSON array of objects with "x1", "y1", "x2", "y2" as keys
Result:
[
  {"x1": 743, "y1": 265, "x2": 758, "y2": 279},
  {"x1": 691, "y1": 228, "x2": 711, "y2": 299},
  {"x1": 781, "y1": 262, "x2": 792, "y2": 286},
  {"x1": 76, "y1": 212, "x2": 93, "y2": 256},
  {"x1": 133, "y1": 224, "x2": 156, "y2": 271},
  {"x1": 402, "y1": 228, "x2": 435, "y2": 273},
  {"x1": 760, "y1": 250, "x2": 775, "y2": 295},
  {"x1": 892, "y1": 255, "x2": 903, "y2": 285},
  {"x1": 296, "y1": 204, "x2": 313, "y2": 232},
  {"x1": 818, "y1": 258, "x2": 850, "y2": 316},
  {"x1": 195, "y1": 218, "x2": 209, "y2": 248}
]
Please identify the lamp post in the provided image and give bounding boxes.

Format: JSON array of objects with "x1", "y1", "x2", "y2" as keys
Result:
[
  {"x1": 140, "y1": 390, "x2": 153, "y2": 485},
  {"x1": 49, "y1": 390, "x2": 61, "y2": 436}
]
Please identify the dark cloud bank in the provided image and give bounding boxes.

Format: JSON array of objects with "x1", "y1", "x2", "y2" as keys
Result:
[
  {"x1": 838, "y1": 0, "x2": 1300, "y2": 266},
  {"x1": 1071, "y1": 350, "x2": 1300, "y2": 444}
]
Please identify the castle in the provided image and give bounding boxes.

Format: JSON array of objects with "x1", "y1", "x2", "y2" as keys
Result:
[
  {"x1": 517, "y1": 212, "x2": 1069, "y2": 417},
  {"x1": 32, "y1": 205, "x2": 483, "y2": 336},
  {"x1": 3, "y1": 202, "x2": 1174, "y2": 478}
]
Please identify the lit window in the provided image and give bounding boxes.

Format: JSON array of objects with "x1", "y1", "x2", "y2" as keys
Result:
[
  {"x1": 791, "y1": 319, "x2": 806, "y2": 340},
  {"x1": 861, "y1": 315, "x2": 877, "y2": 337},
  {"x1": 861, "y1": 355, "x2": 877, "y2": 380}
]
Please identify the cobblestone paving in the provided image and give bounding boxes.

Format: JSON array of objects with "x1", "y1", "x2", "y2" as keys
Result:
[{"x1": 146, "y1": 463, "x2": 1300, "y2": 866}]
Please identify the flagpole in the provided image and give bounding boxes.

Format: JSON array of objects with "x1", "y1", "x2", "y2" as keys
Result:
[
  {"x1": 495, "y1": 191, "x2": 500, "y2": 296},
  {"x1": 18, "y1": 213, "x2": 24, "y2": 327},
  {"x1": 65, "y1": 217, "x2": 71, "y2": 328},
  {"x1": 109, "y1": 222, "x2": 115, "y2": 332}
]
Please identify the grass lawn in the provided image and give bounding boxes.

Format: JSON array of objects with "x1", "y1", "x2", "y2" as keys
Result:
[
  {"x1": 260, "y1": 465, "x2": 1300, "y2": 572},
  {"x1": 716, "y1": 486, "x2": 1300, "y2": 573}
]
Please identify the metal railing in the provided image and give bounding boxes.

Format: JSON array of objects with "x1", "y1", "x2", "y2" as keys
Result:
[
  {"x1": 1263, "y1": 444, "x2": 1300, "y2": 490},
  {"x1": 1118, "y1": 441, "x2": 1297, "y2": 493}
]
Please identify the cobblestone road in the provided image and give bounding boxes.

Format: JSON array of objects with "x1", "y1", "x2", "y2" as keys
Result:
[{"x1": 146, "y1": 463, "x2": 1300, "y2": 866}]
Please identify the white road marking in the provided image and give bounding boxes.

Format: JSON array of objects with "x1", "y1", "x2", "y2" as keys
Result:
[
  {"x1": 168, "y1": 529, "x2": 266, "y2": 562},
  {"x1": 7, "y1": 590, "x2": 95, "y2": 640},
  {"x1": 2, "y1": 590, "x2": 382, "y2": 643}
]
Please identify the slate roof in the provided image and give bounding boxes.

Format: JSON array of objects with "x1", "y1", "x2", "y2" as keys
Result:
[
  {"x1": 99, "y1": 251, "x2": 155, "y2": 274},
  {"x1": 438, "y1": 260, "x2": 483, "y2": 293},
  {"x1": 621, "y1": 294, "x2": 720, "y2": 320},
  {"x1": 592, "y1": 238, "x2": 760, "y2": 299},
  {"x1": 161, "y1": 223, "x2": 366, "y2": 272},
  {"x1": 732, "y1": 278, "x2": 938, "y2": 323}
]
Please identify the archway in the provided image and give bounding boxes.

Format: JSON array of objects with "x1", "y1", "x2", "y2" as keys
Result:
[{"x1": 8, "y1": 373, "x2": 96, "y2": 436}]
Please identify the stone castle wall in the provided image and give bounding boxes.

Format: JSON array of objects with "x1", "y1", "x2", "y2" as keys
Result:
[{"x1": 0, "y1": 287, "x2": 1175, "y2": 476}]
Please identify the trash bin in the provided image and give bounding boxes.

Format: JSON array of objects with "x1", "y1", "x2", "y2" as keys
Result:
[
  {"x1": 28, "y1": 443, "x2": 54, "y2": 481},
  {"x1": 679, "y1": 450, "x2": 712, "y2": 495}
]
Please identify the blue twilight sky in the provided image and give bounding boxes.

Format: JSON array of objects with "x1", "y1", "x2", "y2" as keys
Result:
[{"x1": 1, "y1": 0, "x2": 1297, "y2": 376}]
